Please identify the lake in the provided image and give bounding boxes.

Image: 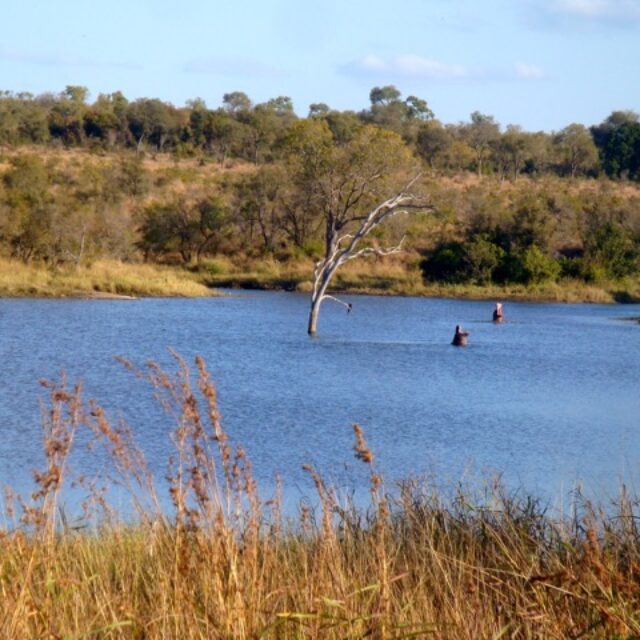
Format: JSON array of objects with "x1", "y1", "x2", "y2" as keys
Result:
[{"x1": 0, "y1": 291, "x2": 639, "y2": 511}]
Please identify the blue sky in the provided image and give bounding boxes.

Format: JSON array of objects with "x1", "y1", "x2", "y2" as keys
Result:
[{"x1": 1, "y1": 0, "x2": 639, "y2": 131}]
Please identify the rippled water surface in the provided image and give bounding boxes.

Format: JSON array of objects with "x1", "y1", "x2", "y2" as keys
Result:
[{"x1": 1, "y1": 291, "x2": 639, "y2": 505}]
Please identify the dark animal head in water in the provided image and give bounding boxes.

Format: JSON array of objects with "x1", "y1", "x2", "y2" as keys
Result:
[{"x1": 452, "y1": 325, "x2": 469, "y2": 346}]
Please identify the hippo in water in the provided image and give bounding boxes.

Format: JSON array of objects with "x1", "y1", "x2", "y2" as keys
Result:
[
  {"x1": 452, "y1": 325, "x2": 469, "y2": 346},
  {"x1": 492, "y1": 302, "x2": 504, "y2": 323}
]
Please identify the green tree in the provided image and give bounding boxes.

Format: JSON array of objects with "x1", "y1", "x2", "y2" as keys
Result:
[
  {"x1": 508, "y1": 195, "x2": 556, "y2": 253},
  {"x1": 235, "y1": 165, "x2": 288, "y2": 252},
  {"x1": 48, "y1": 85, "x2": 89, "y2": 145},
  {"x1": 461, "y1": 112, "x2": 500, "y2": 176},
  {"x1": 222, "y1": 91, "x2": 252, "y2": 114},
  {"x1": 84, "y1": 92, "x2": 130, "y2": 147},
  {"x1": 308, "y1": 103, "x2": 330, "y2": 118},
  {"x1": 127, "y1": 99, "x2": 181, "y2": 152},
  {"x1": 421, "y1": 242, "x2": 467, "y2": 283},
  {"x1": 265, "y1": 96, "x2": 294, "y2": 115},
  {"x1": 364, "y1": 86, "x2": 433, "y2": 139},
  {"x1": 203, "y1": 109, "x2": 247, "y2": 166},
  {"x1": 404, "y1": 96, "x2": 434, "y2": 121},
  {"x1": 463, "y1": 235, "x2": 505, "y2": 283},
  {"x1": 553, "y1": 123, "x2": 599, "y2": 177},
  {"x1": 520, "y1": 245, "x2": 560, "y2": 283},
  {"x1": 0, "y1": 92, "x2": 22, "y2": 144},
  {"x1": 591, "y1": 110, "x2": 638, "y2": 150},
  {"x1": 323, "y1": 111, "x2": 362, "y2": 145},
  {"x1": 0, "y1": 156, "x2": 55, "y2": 260},
  {"x1": 603, "y1": 123, "x2": 640, "y2": 179},
  {"x1": 491, "y1": 126, "x2": 531, "y2": 181},
  {"x1": 186, "y1": 98, "x2": 208, "y2": 147},
  {"x1": 582, "y1": 222, "x2": 639, "y2": 280},
  {"x1": 591, "y1": 111, "x2": 640, "y2": 179},
  {"x1": 139, "y1": 195, "x2": 229, "y2": 263},
  {"x1": 522, "y1": 132, "x2": 552, "y2": 175},
  {"x1": 369, "y1": 85, "x2": 402, "y2": 106},
  {"x1": 239, "y1": 100, "x2": 296, "y2": 164},
  {"x1": 416, "y1": 121, "x2": 454, "y2": 172}
]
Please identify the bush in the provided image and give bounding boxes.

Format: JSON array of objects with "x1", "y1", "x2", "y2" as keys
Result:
[
  {"x1": 463, "y1": 234, "x2": 505, "y2": 284},
  {"x1": 583, "y1": 222, "x2": 640, "y2": 280},
  {"x1": 202, "y1": 257, "x2": 231, "y2": 276},
  {"x1": 302, "y1": 239, "x2": 325, "y2": 258},
  {"x1": 558, "y1": 255, "x2": 584, "y2": 279},
  {"x1": 521, "y1": 245, "x2": 561, "y2": 284},
  {"x1": 420, "y1": 242, "x2": 466, "y2": 283}
]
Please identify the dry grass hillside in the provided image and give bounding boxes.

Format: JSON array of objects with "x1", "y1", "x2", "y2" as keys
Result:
[{"x1": 1, "y1": 146, "x2": 639, "y2": 301}]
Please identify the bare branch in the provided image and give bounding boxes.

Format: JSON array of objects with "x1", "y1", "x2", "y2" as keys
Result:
[
  {"x1": 308, "y1": 173, "x2": 430, "y2": 335},
  {"x1": 323, "y1": 295, "x2": 353, "y2": 312},
  {"x1": 337, "y1": 233, "x2": 355, "y2": 247},
  {"x1": 342, "y1": 236, "x2": 406, "y2": 263}
]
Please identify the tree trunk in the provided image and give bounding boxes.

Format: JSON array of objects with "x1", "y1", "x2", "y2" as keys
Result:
[
  {"x1": 308, "y1": 300, "x2": 320, "y2": 335},
  {"x1": 307, "y1": 263, "x2": 333, "y2": 335},
  {"x1": 76, "y1": 231, "x2": 86, "y2": 269}
]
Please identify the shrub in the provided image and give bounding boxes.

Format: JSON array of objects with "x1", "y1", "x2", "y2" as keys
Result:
[
  {"x1": 463, "y1": 234, "x2": 505, "y2": 284},
  {"x1": 583, "y1": 222, "x2": 640, "y2": 280},
  {"x1": 420, "y1": 241, "x2": 467, "y2": 283},
  {"x1": 521, "y1": 245, "x2": 561, "y2": 284}
]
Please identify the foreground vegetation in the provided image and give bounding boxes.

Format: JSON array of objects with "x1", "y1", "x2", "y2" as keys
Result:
[{"x1": 2, "y1": 355, "x2": 640, "y2": 638}]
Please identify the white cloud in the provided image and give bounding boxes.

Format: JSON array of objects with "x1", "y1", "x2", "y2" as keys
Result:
[
  {"x1": 344, "y1": 55, "x2": 545, "y2": 83},
  {"x1": 347, "y1": 54, "x2": 468, "y2": 79},
  {"x1": 515, "y1": 63, "x2": 546, "y2": 79}
]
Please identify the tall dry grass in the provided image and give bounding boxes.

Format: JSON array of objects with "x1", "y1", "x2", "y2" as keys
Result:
[
  {"x1": 0, "y1": 257, "x2": 215, "y2": 298},
  {"x1": 2, "y1": 354, "x2": 640, "y2": 638}
]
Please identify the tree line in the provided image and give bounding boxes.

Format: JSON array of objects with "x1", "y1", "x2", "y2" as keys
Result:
[
  {"x1": 1, "y1": 85, "x2": 640, "y2": 180},
  {"x1": 422, "y1": 184, "x2": 640, "y2": 288},
  {"x1": 0, "y1": 85, "x2": 639, "y2": 292}
]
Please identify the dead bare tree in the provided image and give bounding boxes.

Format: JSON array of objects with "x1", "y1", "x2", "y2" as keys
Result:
[
  {"x1": 281, "y1": 120, "x2": 430, "y2": 335},
  {"x1": 308, "y1": 175, "x2": 427, "y2": 335}
]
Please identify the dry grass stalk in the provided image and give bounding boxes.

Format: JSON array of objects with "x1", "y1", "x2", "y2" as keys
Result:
[{"x1": 1, "y1": 354, "x2": 640, "y2": 638}]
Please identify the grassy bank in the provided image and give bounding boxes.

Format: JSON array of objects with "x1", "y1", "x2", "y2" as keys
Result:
[
  {"x1": 201, "y1": 255, "x2": 640, "y2": 304},
  {"x1": 0, "y1": 258, "x2": 215, "y2": 298},
  {"x1": 416, "y1": 279, "x2": 640, "y2": 304},
  {"x1": 2, "y1": 355, "x2": 640, "y2": 639},
  {"x1": 2, "y1": 253, "x2": 639, "y2": 303}
]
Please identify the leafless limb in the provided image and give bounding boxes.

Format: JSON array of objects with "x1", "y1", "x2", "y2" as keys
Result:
[
  {"x1": 308, "y1": 175, "x2": 429, "y2": 335},
  {"x1": 323, "y1": 295, "x2": 353, "y2": 312}
]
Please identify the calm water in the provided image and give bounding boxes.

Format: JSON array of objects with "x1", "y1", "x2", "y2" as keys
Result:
[{"x1": 0, "y1": 291, "x2": 639, "y2": 508}]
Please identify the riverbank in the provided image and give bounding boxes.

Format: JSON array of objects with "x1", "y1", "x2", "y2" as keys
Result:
[
  {"x1": 2, "y1": 356, "x2": 639, "y2": 639},
  {"x1": 201, "y1": 257, "x2": 640, "y2": 304},
  {"x1": 2, "y1": 255, "x2": 639, "y2": 303},
  {"x1": 0, "y1": 258, "x2": 215, "y2": 298}
]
